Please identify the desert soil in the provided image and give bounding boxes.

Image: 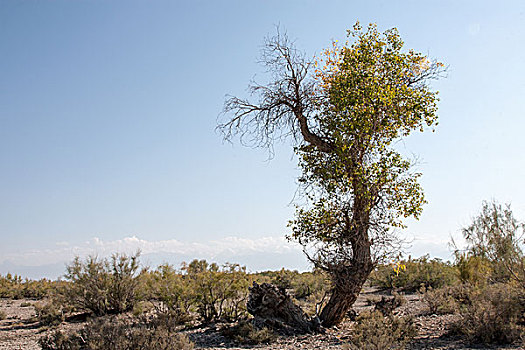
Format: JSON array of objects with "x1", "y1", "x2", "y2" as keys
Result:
[{"x1": 0, "y1": 288, "x2": 522, "y2": 350}]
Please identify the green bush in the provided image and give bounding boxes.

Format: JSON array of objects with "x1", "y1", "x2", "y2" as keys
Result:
[
  {"x1": 344, "y1": 310, "x2": 416, "y2": 350},
  {"x1": 0, "y1": 273, "x2": 56, "y2": 299},
  {"x1": 143, "y1": 264, "x2": 193, "y2": 323},
  {"x1": 64, "y1": 252, "x2": 143, "y2": 316},
  {"x1": 451, "y1": 283, "x2": 525, "y2": 344},
  {"x1": 452, "y1": 200, "x2": 525, "y2": 284},
  {"x1": 369, "y1": 255, "x2": 458, "y2": 292},
  {"x1": 183, "y1": 260, "x2": 250, "y2": 323},
  {"x1": 39, "y1": 314, "x2": 194, "y2": 350}
]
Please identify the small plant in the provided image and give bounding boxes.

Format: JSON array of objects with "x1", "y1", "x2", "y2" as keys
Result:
[
  {"x1": 221, "y1": 320, "x2": 276, "y2": 345},
  {"x1": 0, "y1": 310, "x2": 6, "y2": 320},
  {"x1": 344, "y1": 310, "x2": 416, "y2": 350},
  {"x1": 34, "y1": 300, "x2": 67, "y2": 326}
]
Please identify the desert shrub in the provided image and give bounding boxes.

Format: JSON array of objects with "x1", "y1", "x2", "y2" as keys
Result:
[
  {"x1": 344, "y1": 310, "x2": 416, "y2": 350},
  {"x1": 221, "y1": 320, "x2": 276, "y2": 345},
  {"x1": 455, "y1": 254, "x2": 493, "y2": 285},
  {"x1": 20, "y1": 301, "x2": 31, "y2": 307},
  {"x1": 369, "y1": 255, "x2": 458, "y2": 292},
  {"x1": 0, "y1": 310, "x2": 6, "y2": 320},
  {"x1": 64, "y1": 252, "x2": 144, "y2": 316},
  {"x1": 34, "y1": 299, "x2": 70, "y2": 326},
  {"x1": 290, "y1": 269, "x2": 329, "y2": 300},
  {"x1": 143, "y1": 264, "x2": 193, "y2": 323},
  {"x1": 39, "y1": 314, "x2": 194, "y2": 350},
  {"x1": 452, "y1": 200, "x2": 525, "y2": 284},
  {"x1": 0, "y1": 273, "x2": 55, "y2": 299},
  {"x1": 184, "y1": 260, "x2": 250, "y2": 323},
  {"x1": 423, "y1": 283, "x2": 474, "y2": 315},
  {"x1": 451, "y1": 283, "x2": 525, "y2": 344}
]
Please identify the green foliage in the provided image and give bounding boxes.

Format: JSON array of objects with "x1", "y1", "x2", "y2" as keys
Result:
[
  {"x1": 344, "y1": 310, "x2": 416, "y2": 350},
  {"x1": 0, "y1": 273, "x2": 56, "y2": 299},
  {"x1": 455, "y1": 254, "x2": 493, "y2": 285},
  {"x1": 221, "y1": 320, "x2": 276, "y2": 345},
  {"x1": 453, "y1": 200, "x2": 525, "y2": 284},
  {"x1": 451, "y1": 283, "x2": 525, "y2": 344},
  {"x1": 143, "y1": 263, "x2": 193, "y2": 323},
  {"x1": 183, "y1": 259, "x2": 250, "y2": 323},
  {"x1": 64, "y1": 252, "x2": 143, "y2": 316},
  {"x1": 369, "y1": 255, "x2": 458, "y2": 292},
  {"x1": 290, "y1": 23, "x2": 443, "y2": 267},
  {"x1": 39, "y1": 314, "x2": 194, "y2": 350},
  {"x1": 256, "y1": 268, "x2": 329, "y2": 300}
]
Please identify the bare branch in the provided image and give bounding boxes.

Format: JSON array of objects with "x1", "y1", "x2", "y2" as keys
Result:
[{"x1": 218, "y1": 29, "x2": 334, "y2": 153}]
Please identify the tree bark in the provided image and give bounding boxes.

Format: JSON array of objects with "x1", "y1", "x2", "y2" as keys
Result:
[
  {"x1": 319, "y1": 230, "x2": 374, "y2": 327},
  {"x1": 246, "y1": 282, "x2": 320, "y2": 334}
]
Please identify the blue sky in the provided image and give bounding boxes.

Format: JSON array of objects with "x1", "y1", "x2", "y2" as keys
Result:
[{"x1": 1, "y1": 1, "x2": 524, "y2": 278}]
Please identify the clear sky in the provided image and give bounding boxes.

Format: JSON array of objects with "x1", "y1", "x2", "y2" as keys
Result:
[{"x1": 1, "y1": 1, "x2": 524, "y2": 278}]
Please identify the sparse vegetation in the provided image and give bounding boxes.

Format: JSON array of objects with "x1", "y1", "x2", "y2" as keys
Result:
[
  {"x1": 39, "y1": 314, "x2": 194, "y2": 350},
  {"x1": 344, "y1": 310, "x2": 416, "y2": 350},
  {"x1": 369, "y1": 255, "x2": 458, "y2": 292},
  {"x1": 451, "y1": 283, "x2": 525, "y2": 344},
  {"x1": 221, "y1": 320, "x2": 276, "y2": 345},
  {"x1": 1, "y1": 207, "x2": 523, "y2": 349}
]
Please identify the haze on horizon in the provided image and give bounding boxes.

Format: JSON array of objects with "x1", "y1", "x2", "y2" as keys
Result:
[{"x1": 1, "y1": 1, "x2": 524, "y2": 279}]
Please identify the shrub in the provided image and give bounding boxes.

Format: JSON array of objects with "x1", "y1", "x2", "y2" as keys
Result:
[
  {"x1": 0, "y1": 273, "x2": 55, "y2": 299},
  {"x1": 143, "y1": 264, "x2": 193, "y2": 323},
  {"x1": 39, "y1": 314, "x2": 194, "y2": 350},
  {"x1": 452, "y1": 200, "x2": 525, "y2": 284},
  {"x1": 34, "y1": 300, "x2": 68, "y2": 326},
  {"x1": 344, "y1": 310, "x2": 416, "y2": 350},
  {"x1": 451, "y1": 283, "x2": 525, "y2": 344},
  {"x1": 290, "y1": 270, "x2": 329, "y2": 300},
  {"x1": 221, "y1": 320, "x2": 276, "y2": 345},
  {"x1": 0, "y1": 310, "x2": 6, "y2": 320},
  {"x1": 423, "y1": 284, "x2": 473, "y2": 315},
  {"x1": 183, "y1": 260, "x2": 250, "y2": 323},
  {"x1": 455, "y1": 254, "x2": 493, "y2": 285},
  {"x1": 369, "y1": 255, "x2": 458, "y2": 292},
  {"x1": 64, "y1": 252, "x2": 143, "y2": 316}
]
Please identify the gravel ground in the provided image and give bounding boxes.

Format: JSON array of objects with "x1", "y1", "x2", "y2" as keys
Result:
[{"x1": 1, "y1": 290, "x2": 523, "y2": 350}]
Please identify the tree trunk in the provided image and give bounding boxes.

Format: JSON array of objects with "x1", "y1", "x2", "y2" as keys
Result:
[
  {"x1": 246, "y1": 282, "x2": 320, "y2": 334},
  {"x1": 319, "y1": 230, "x2": 374, "y2": 327}
]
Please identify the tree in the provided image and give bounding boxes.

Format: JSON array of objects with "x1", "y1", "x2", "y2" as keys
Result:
[{"x1": 219, "y1": 23, "x2": 444, "y2": 327}]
